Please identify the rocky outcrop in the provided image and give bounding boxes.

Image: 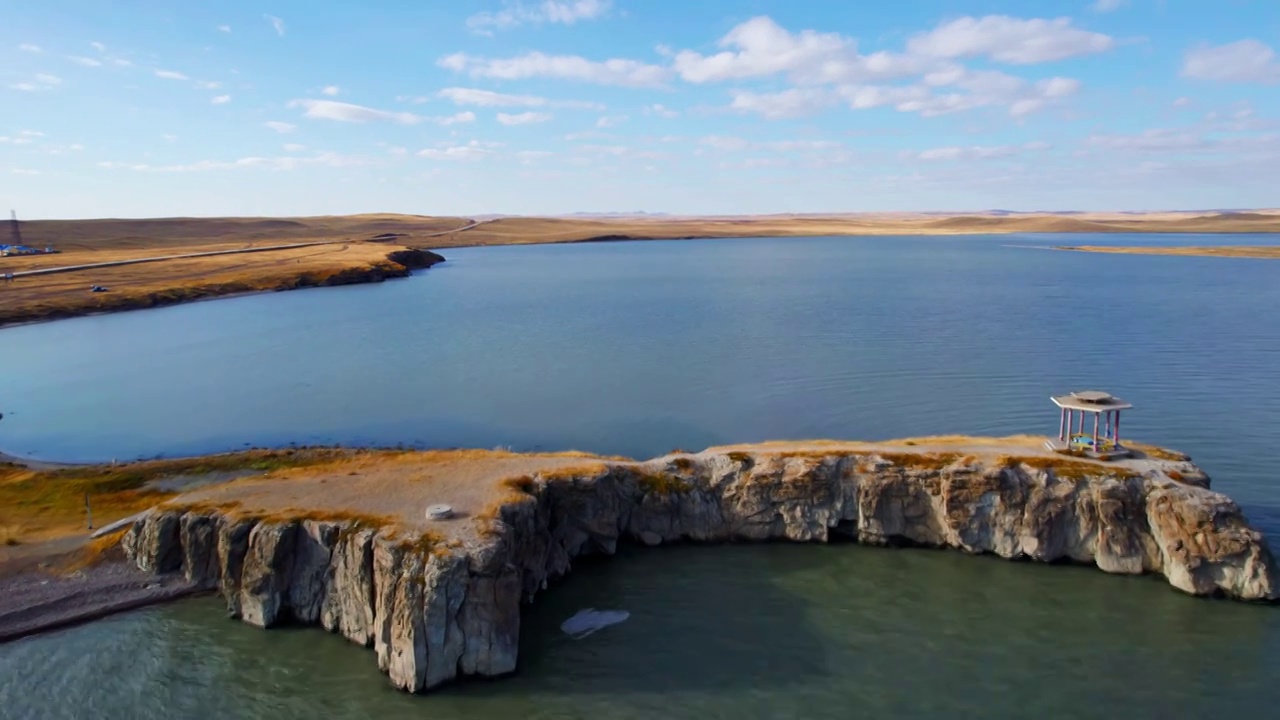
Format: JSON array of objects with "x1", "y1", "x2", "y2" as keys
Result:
[{"x1": 122, "y1": 449, "x2": 1277, "y2": 694}]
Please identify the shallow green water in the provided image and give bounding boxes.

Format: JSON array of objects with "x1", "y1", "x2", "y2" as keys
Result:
[
  {"x1": 2, "y1": 234, "x2": 1279, "y2": 716},
  {"x1": 3, "y1": 544, "x2": 1277, "y2": 719}
]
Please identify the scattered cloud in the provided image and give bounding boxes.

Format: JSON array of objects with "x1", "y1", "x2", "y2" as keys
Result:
[
  {"x1": 1173, "y1": 96, "x2": 1191, "y2": 108},
  {"x1": 516, "y1": 150, "x2": 552, "y2": 163},
  {"x1": 438, "y1": 51, "x2": 669, "y2": 88},
  {"x1": 436, "y1": 87, "x2": 603, "y2": 110},
  {"x1": 498, "y1": 111, "x2": 553, "y2": 125},
  {"x1": 288, "y1": 99, "x2": 422, "y2": 124},
  {"x1": 730, "y1": 88, "x2": 836, "y2": 119},
  {"x1": 90, "y1": 41, "x2": 106, "y2": 52},
  {"x1": 913, "y1": 141, "x2": 1050, "y2": 161},
  {"x1": 645, "y1": 104, "x2": 679, "y2": 118},
  {"x1": 195, "y1": 80, "x2": 223, "y2": 89},
  {"x1": 67, "y1": 55, "x2": 102, "y2": 67},
  {"x1": 99, "y1": 152, "x2": 367, "y2": 173},
  {"x1": 155, "y1": 70, "x2": 189, "y2": 80},
  {"x1": 417, "y1": 140, "x2": 503, "y2": 160},
  {"x1": 0, "y1": 135, "x2": 35, "y2": 145},
  {"x1": 596, "y1": 114, "x2": 627, "y2": 128},
  {"x1": 1182, "y1": 40, "x2": 1280, "y2": 84},
  {"x1": 467, "y1": 0, "x2": 611, "y2": 34},
  {"x1": 162, "y1": 133, "x2": 178, "y2": 142},
  {"x1": 12, "y1": 168, "x2": 40, "y2": 175},
  {"x1": 283, "y1": 143, "x2": 306, "y2": 152},
  {"x1": 34, "y1": 74, "x2": 61, "y2": 86},
  {"x1": 321, "y1": 85, "x2": 340, "y2": 96},
  {"x1": 1087, "y1": 128, "x2": 1209, "y2": 152},
  {"x1": 217, "y1": 25, "x2": 231, "y2": 33},
  {"x1": 265, "y1": 15, "x2": 286, "y2": 36},
  {"x1": 1091, "y1": 0, "x2": 1126, "y2": 12},
  {"x1": 437, "y1": 111, "x2": 476, "y2": 125},
  {"x1": 211, "y1": 94, "x2": 231, "y2": 104},
  {"x1": 264, "y1": 121, "x2": 297, "y2": 133},
  {"x1": 907, "y1": 16, "x2": 1113, "y2": 64},
  {"x1": 9, "y1": 83, "x2": 38, "y2": 92},
  {"x1": 19, "y1": 44, "x2": 41, "y2": 53}
]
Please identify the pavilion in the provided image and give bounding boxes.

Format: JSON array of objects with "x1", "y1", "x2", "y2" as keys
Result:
[{"x1": 1044, "y1": 390, "x2": 1133, "y2": 459}]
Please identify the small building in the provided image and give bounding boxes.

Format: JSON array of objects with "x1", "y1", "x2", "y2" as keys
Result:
[{"x1": 1045, "y1": 390, "x2": 1132, "y2": 459}]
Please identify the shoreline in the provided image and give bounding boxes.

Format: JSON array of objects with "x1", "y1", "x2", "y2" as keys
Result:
[{"x1": 1055, "y1": 245, "x2": 1280, "y2": 259}]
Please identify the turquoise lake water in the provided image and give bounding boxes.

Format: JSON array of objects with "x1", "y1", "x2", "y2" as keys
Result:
[{"x1": 1, "y1": 234, "x2": 1278, "y2": 717}]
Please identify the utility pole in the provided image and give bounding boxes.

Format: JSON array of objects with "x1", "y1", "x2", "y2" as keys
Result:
[{"x1": 9, "y1": 210, "x2": 21, "y2": 246}]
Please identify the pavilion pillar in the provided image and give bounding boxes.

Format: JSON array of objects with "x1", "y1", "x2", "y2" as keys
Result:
[
  {"x1": 1059, "y1": 408, "x2": 1067, "y2": 440},
  {"x1": 1093, "y1": 412, "x2": 1101, "y2": 451},
  {"x1": 1113, "y1": 411, "x2": 1121, "y2": 449},
  {"x1": 1076, "y1": 411, "x2": 1084, "y2": 435}
]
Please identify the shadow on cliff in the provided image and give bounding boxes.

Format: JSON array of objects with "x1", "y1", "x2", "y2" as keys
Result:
[{"x1": 443, "y1": 542, "x2": 838, "y2": 697}]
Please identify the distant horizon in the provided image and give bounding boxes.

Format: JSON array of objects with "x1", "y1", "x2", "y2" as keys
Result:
[
  {"x1": 6, "y1": 2, "x2": 1280, "y2": 218},
  {"x1": 13, "y1": 208, "x2": 1280, "y2": 223}
]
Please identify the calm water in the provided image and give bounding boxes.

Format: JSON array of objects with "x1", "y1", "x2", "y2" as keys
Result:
[{"x1": 2, "y1": 234, "x2": 1279, "y2": 717}]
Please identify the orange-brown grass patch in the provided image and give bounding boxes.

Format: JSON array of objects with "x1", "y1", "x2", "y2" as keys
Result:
[
  {"x1": 56, "y1": 528, "x2": 129, "y2": 573},
  {"x1": 0, "y1": 448, "x2": 362, "y2": 543},
  {"x1": 1167, "y1": 470, "x2": 1185, "y2": 482},
  {"x1": 535, "y1": 463, "x2": 612, "y2": 483},
  {"x1": 877, "y1": 452, "x2": 963, "y2": 470},
  {"x1": 996, "y1": 455, "x2": 1139, "y2": 481},
  {"x1": 1124, "y1": 441, "x2": 1190, "y2": 462},
  {"x1": 725, "y1": 451, "x2": 754, "y2": 465},
  {"x1": 632, "y1": 469, "x2": 693, "y2": 495}
]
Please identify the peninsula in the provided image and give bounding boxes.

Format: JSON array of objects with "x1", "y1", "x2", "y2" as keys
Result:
[
  {"x1": 5, "y1": 436, "x2": 1268, "y2": 693},
  {"x1": 4, "y1": 210, "x2": 1280, "y2": 328}
]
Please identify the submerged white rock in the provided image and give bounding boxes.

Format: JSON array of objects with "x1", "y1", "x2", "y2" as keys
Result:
[{"x1": 560, "y1": 609, "x2": 630, "y2": 638}]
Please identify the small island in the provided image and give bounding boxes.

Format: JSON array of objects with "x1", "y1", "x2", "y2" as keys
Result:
[{"x1": 16, "y1": 434, "x2": 1258, "y2": 694}]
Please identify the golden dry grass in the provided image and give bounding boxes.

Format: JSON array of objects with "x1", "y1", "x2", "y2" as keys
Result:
[
  {"x1": 0, "y1": 242, "x2": 431, "y2": 327},
  {"x1": 1057, "y1": 245, "x2": 1280, "y2": 259},
  {"x1": 0, "y1": 448, "x2": 362, "y2": 543}
]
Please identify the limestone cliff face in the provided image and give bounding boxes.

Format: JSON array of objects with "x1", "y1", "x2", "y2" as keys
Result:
[{"x1": 122, "y1": 450, "x2": 1278, "y2": 694}]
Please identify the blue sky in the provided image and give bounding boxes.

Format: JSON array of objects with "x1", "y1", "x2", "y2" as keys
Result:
[{"x1": 4, "y1": 0, "x2": 1280, "y2": 218}]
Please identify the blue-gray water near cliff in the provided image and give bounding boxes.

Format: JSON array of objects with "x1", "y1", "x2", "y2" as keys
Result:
[{"x1": 2, "y1": 233, "x2": 1279, "y2": 718}]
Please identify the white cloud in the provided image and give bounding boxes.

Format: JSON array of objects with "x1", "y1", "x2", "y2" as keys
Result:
[
  {"x1": 436, "y1": 87, "x2": 603, "y2": 110},
  {"x1": 907, "y1": 16, "x2": 1113, "y2": 64},
  {"x1": 19, "y1": 44, "x2": 41, "y2": 53},
  {"x1": 1091, "y1": 0, "x2": 1126, "y2": 11},
  {"x1": 162, "y1": 133, "x2": 178, "y2": 142},
  {"x1": 438, "y1": 51, "x2": 669, "y2": 88},
  {"x1": 729, "y1": 88, "x2": 837, "y2": 119},
  {"x1": 1182, "y1": 40, "x2": 1280, "y2": 84},
  {"x1": 517, "y1": 150, "x2": 552, "y2": 163},
  {"x1": 698, "y1": 136, "x2": 843, "y2": 154},
  {"x1": 35, "y1": 73, "x2": 61, "y2": 85},
  {"x1": 321, "y1": 85, "x2": 340, "y2": 96},
  {"x1": 195, "y1": 80, "x2": 223, "y2": 89},
  {"x1": 596, "y1": 114, "x2": 627, "y2": 128},
  {"x1": 21, "y1": 130, "x2": 45, "y2": 137},
  {"x1": 833, "y1": 72, "x2": 1080, "y2": 119},
  {"x1": 9, "y1": 83, "x2": 39, "y2": 92},
  {"x1": 217, "y1": 25, "x2": 231, "y2": 33},
  {"x1": 645, "y1": 104, "x2": 678, "y2": 118},
  {"x1": 264, "y1": 121, "x2": 297, "y2": 133},
  {"x1": 12, "y1": 168, "x2": 40, "y2": 175},
  {"x1": 1087, "y1": 129, "x2": 1206, "y2": 151},
  {"x1": 498, "y1": 111, "x2": 553, "y2": 125},
  {"x1": 90, "y1": 41, "x2": 106, "y2": 52},
  {"x1": 211, "y1": 94, "x2": 231, "y2": 104},
  {"x1": 1173, "y1": 96, "x2": 1191, "y2": 107},
  {"x1": 283, "y1": 143, "x2": 306, "y2": 152},
  {"x1": 155, "y1": 70, "x2": 189, "y2": 80},
  {"x1": 0, "y1": 136, "x2": 35, "y2": 144},
  {"x1": 437, "y1": 111, "x2": 476, "y2": 125},
  {"x1": 914, "y1": 141, "x2": 1050, "y2": 161},
  {"x1": 467, "y1": 0, "x2": 611, "y2": 34},
  {"x1": 99, "y1": 152, "x2": 366, "y2": 173},
  {"x1": 67, "y1": 55, "x2": 102, "y2": 67},
  {"x1": 288, "y1": 99, "x2": 423, "y2": 124},
  {"x1": 417, "y1": 140, "x2": 503, "y2": 160},
  {"x1": 674, "y1": 16, "x2": 858, "y2": 84},
  {"x1": 265, "y1": 15, "x2": 286, "y2": 37}
]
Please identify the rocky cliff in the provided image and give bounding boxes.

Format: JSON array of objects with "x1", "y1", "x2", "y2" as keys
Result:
[{"x1": 122, "y1": 448, "x2": 1278, "y2": 693}]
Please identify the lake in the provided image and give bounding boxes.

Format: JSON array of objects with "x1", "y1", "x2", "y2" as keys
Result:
[{"x1": 2, "y1": 233, "x2": 1279, "y2": 717}]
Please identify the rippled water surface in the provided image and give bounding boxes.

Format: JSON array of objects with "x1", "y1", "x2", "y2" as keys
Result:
[{"x1": 2, "y1": 234, "x2": 1279, "y2": 717}]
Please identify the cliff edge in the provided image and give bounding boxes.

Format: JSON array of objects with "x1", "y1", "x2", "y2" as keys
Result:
[{"x1": 121, "y1": 441, "x2": 1277, "y2": 693}]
